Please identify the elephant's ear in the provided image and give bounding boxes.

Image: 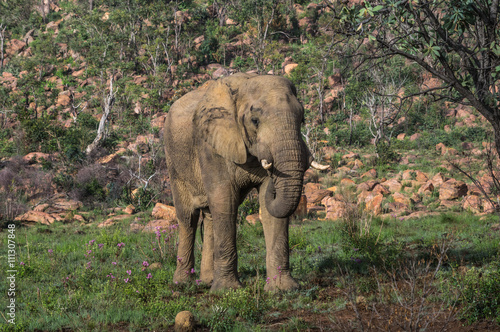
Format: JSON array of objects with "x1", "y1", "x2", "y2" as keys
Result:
[{"x1": 194, "y1": 80, "x2": 247, "y2": 164}]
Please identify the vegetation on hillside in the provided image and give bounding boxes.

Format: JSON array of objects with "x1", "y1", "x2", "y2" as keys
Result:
[{"x1": 1, "y1": 0, "x2": 500, "y2": 330}]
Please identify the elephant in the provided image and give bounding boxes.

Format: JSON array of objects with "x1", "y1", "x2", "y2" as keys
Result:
[{"x1": 163, "y1": 73, "x2": 328, "y2": 292}]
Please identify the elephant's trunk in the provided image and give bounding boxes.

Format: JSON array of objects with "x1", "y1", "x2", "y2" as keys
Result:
[{"x1": 264, "y1": 130, "x2": 305, "y2": 219}]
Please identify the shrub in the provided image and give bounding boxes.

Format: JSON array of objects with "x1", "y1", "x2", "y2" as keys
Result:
[{"x1": 459, "y1": 264, "x2": 500, "y2": 324}]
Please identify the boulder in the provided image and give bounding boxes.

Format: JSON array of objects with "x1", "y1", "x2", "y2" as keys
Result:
[
  {"x1": 342, "y1": 152, "x2": 360, "y2": 159},
  {"x1": 174, "y1": 311, "x2": 195, "y2": 332},
  {"x1": 381, "y1": 178, "x2": 402, "y2": 193},
  {"x1": 246, "y1": 214, "x2": 260, "y2": 225},
  {"x1": 410, "y1": 133, "x2": 421, "y2": 141},
  {"x1": 15, "y1": 211, "x2": 61, "y2": 225},
  {"x1": 361, "y1": 169, "x2": 377, "y2": 179},
  {"x1": 151, "y1": 203, "x2": 177, "y2": 222},
  {"x1": 439, "y1": 179, "x2": 468, "y2": 200},
  {"x1": 431, "y1": 172, "x2": 448, "y2": 186},
  {"x1": 340, "y1": 178, "x2": 356, "y2": 186},
  {"x1": 212, "y1": 67, "x2": 229, "y2": 79},
  {"x1": 23, "y1": 152, "x2": 51, "y2": 163},
  {"x1": 284, "y1": 63, "x2": 299, "y2": 74},
  {"x1": 357, "y1": 180, "x2": 379, "y2": 192},
  {"x1": 392, "y1": 192, "x2": 412, "y2": 206},
  {"x1": 124, "y1": 205, "x2": 136, "y2": 215},
  {"x1": 387, "y1": 202, "x2": 408, "y2": 213},
  {"x1": 364, "y1": 193, "x2": 383, "y2": 216},
  {"x1": 372, "y1": 184, "x2": 390, "y2": 196},
  {"x1": 98, "y1": 214, "x2": 131, "y2": 227},
  {"x1": 462, "y1": 195, "x2": 482, "y2": 214},
  {"x1": 52, "y1": 199, "x2": 82, "y2": 211},
  {"x1": 292, "y1": 195, "x2": 308, "y2": 218},
  {"x1": 402, "y1": 170, "x2": 428, "y2": 182},
  {"x1": 417, "y1": 181, "x2": 435, "y2": 195},
  {"x1": 322, "y1": 196, "x2": 349, "y2": 221},
  {"x1": 143, "y1": 219, "x2": 177, "y2": 232}
]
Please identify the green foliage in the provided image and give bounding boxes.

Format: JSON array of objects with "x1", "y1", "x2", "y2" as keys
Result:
[
  {"x1": 238, "y1": 193, "x2": 259, "y2": 223},
  {"x1": 375, "y1": 141, "x2": 400, "y2": 166},
  {"x1": 459, "y1": 263, "x2": 500, "y2": 324}
]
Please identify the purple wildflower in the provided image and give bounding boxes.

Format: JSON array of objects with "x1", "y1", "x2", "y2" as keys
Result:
[
  {"x1": 142, "y1": 261, "x2": 149, "y2": 267},
  {"x1": 112, "y1": 262, "x2": 117, "y2": 266},
  {"x1": 48, "y1": 249, "x2": 53, "y2": 253},
  {"x1": 20, "y1": 262, "x2": 25, "y2": 266},
  {"x1": 126, "y1": 270, "x2": 132, "y2": 275},
  {"x1": 147, "y1": 273, "x2": 152, "y2": 279},
  {"x1": 124, "y1": 278, "x2": 129, "y2": 283},
  {"x1": 117, "y1": 242, "x2": 125, "y2": 248},
  {"x1": 98, "y1": 244, "x2": 104, "y2": 249}
]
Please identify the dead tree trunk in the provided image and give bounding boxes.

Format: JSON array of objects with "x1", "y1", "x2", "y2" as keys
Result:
[
  {"x1": 86, "y1": 74, "x2": 117, "y2": 154},
  {"x1": 0, "y1": 24, "x2": 6, "y2": 72}
]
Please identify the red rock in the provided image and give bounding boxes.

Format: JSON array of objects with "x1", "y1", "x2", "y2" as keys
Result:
[
  {"x1": 418, "y1": 181, "x2": 435, "y2": 195},
  {"x1": 462, "y1": 195, "x2": 482, "y2": 214},
  {"x1": 393, "y1": 192, "x2": 412, "y2": 206},
  {"x1": 410, "y1": 133, "x2": 421, "y2": 141},
  {"x1": 365, "y1": 193, "x2": 383, "y2": 216},
  {"x1": 292, "y1": 195, "x2": 308, "y2": 218},
  {"x1": 439, "y1": 179, "x2": 468, "y2": 200},
  {"x1": 322, "y1": 196, "x2": 349, "y2": 221},
  {"x1": 52, "y1": 199, "x2": 82, "y2": 211},
  {"x1": 357, "y1": 180, "x2": 379, "y2": 192},
  {"x1": 284, "y1": 63, "x2": 299, "y2": 74},
  {"x1": 372, "y1": 184, "x2": 390, "y2": 196},
  {"x1": 124, "y1": 205, "x2": 136, "y2": 215},
  {"x1": 246, "y1": 214, "x2": 260, "y2": 225},
  {"x1": 23, "y1": 152, "x2": 51, "y2": 163},
  {"x1": 387, "y1": 202, "x2": 408, "y2": 212},
  {"x1": 483, "y1": 200, "x2": 497, "y2": 213},
  {"x1": 440, "y1": 199, "x2": 459, "y2": 208},
  {"x1": 143, "y1": 219, "x2": 177, "y2": 232},
  {"x1": 402, "y1": 169, "x2": 428, "y2": 182},
  {"x1": 151, "y1": 203, "x2": 177, "y2": 222},
  {"x1": 342, "y1": 152, "x2": 360, "y2": 159},
  {"x1": 306, "y1": 189, "x2": 332, "y2": 206},
  {"x1": 431, "y1": 172, "x2": 448, "y2": 186},
  {"x1": 98, "y1": 214, "x2": 131, "y2": 227},
  {"x1": 361, "y1": 169, "x2": 377, "y2": 179},
  {"x1": 381, "y1": 179, "x2": 402, "y2": 193},
  {"x1": 340, "y1": 178, "x2": 356, "y2": 186},
  {"x1": 15, "y1": 211, "x2": 60, "y2": 225}
]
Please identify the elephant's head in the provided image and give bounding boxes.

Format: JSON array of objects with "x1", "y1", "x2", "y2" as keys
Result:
[{"x1": 194, "y1": 74, "x2": 323, "y2": 218}]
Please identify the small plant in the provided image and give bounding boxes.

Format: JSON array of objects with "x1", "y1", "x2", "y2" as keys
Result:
[{"x1": 207, "y1": 305, "x2": 233, "y2": 332}]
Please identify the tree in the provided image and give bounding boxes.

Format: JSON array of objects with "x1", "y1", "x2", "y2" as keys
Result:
[{"x1": 332, "y1": 0, "x2": 500, "y2": 156}]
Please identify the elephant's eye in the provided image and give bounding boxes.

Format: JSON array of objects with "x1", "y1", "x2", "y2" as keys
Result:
[{"x1": 251, "y1": 117, "x2": 259, "y2": 128}]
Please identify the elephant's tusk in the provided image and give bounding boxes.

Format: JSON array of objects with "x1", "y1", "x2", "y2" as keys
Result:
[
  {"x1": 261, "y1": 159, "x2": 273, "y2": 170},
  {"x1": 311, "y1": 161, "x2": 330, "y2": 171}
]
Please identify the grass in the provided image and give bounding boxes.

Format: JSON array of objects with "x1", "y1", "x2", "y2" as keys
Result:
[{"x1": 0, "y1": 211, "x2": 499, "y2": 331}]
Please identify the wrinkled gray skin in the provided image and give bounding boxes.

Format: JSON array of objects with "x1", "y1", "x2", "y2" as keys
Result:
[{"x1": 163, "y1": 73, "x2": 312, "y2": 292}]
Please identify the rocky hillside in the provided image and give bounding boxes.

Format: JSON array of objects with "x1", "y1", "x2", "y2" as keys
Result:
[{"x1": 0, "y1": 0, "x2": 498, "y2": 226}]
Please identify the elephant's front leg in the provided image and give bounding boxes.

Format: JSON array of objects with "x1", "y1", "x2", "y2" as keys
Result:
[
  {"x1": 199, "y1": 208, "x2": 214, "y2": 285},
  {"x1": 259, "y1": 179, "x2": 300, "y2": 291},
  {"x1": 173, "y1": 209, "x2": 200, "y2": 284},
  {"x1": 208, "y1": 187, "x2": 242, "y2": 292}
]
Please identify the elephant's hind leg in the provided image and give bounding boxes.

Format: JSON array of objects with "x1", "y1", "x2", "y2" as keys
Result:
[
  {"x1": 199, "y1": 208, "x2": 214, "y2": 285},
  {"x1": 173, "y1": 209, "x2": 200, "y2": 284}
]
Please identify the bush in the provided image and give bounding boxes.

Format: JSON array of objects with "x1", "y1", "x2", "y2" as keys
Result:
[{"x1": 459, "y1": 264, "x2": 500, "y2": 324}]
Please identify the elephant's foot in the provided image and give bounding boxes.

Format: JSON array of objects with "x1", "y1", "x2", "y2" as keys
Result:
[
  {"x1": 173, "y1": 267, "x2": 195, "y2": 284},
  {"x1": 210, "y1": 277, "x2": 242, "y2": 292},
  {"x1": 200, "y1": 269, "x2": 213, "y2": 285},
  {"x1": 264, "y1": 274, "x2": 299, "y2": 292}
]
